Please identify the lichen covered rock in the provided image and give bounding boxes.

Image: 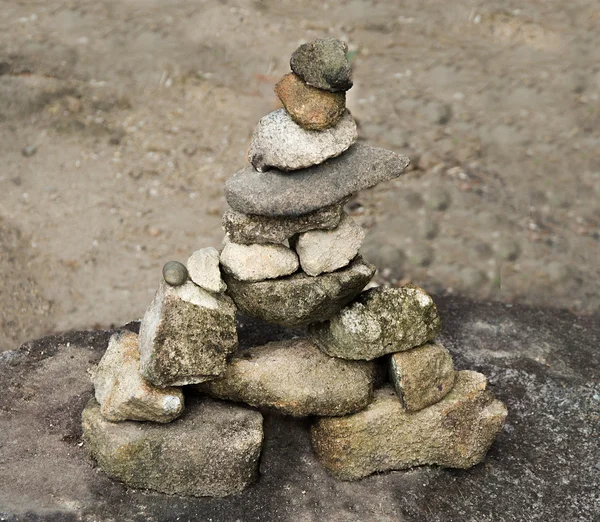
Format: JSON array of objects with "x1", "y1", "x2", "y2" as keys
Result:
[
  {"x1": 82, "y1": 396, "x2": 263, "y2": 497},
  {"x1": 197, "y1": 339, "x2": 375, "y2": 417},
  {"x1": 139, "y1": 281, "x2": 237, "y2": 387},
  {"x1": 311, "y1": 371, "x2": 507, "y2": 480},
  {"x1": 309, "y1": 284, "x2": 442, "y2": 360}
]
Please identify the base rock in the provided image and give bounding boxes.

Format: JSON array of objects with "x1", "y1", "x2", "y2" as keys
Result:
[
  {"x1": 311, "y1": 371, "x2": 507, "y2": 481},
  {"x1": 82, "y1": 396, "x2": 263, "y2": 497}
]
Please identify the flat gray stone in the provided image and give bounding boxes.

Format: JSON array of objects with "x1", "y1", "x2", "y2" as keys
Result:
[
  {"x1": 82, "y1": 396, "x2": 263, "y2": 497},
  {"x1": 248, "y1": 108, "x2": 357, "y2": 172},
  {"x1": 139, "y1": 281, "x2": 237, "y2": 387},
  {"x1": 226, "y1": 144, "x2": 410, "y2": 217},
  {"x1": 293, "y1": 213, "x2": 365, "y2": 276},
  {"x1": 224, "y1": 256, "x2": 376, "y2": 327},
  {"x1": 187, "y1": 247, "x2": 227, "y2": 293},
  {"x1": 220, "y1": 241, "x2": 299, "y2": 282},
  {"x1": 290, "y1": 37, "x2": 353, "y2": 92},
  {"x1": 222, "y1": 200, "x2": 346, "y2": 245},
  {"x1": 93, "y1": 330, "x2": 184, "y2": 423},
  {"x1": 311, "y1": 371, "x2": 507, "y2": 481},
  {"x1": 197, "y1": 339, "x2": 375, "y2": 417},
  {"x1": 309, "y1": 284, "x2": 442, "y2": 360},
  {"x1": 389, "y1": 341, "x2": 455, "y2": 412}
]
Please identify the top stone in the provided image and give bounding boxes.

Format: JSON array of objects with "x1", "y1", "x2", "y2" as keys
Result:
[
  {"x1": 290, "y1": 38, "x2": 353, "y2": 92},
  {"x1": 226, "y1": 144, "x2": 410, "y2": 217}
]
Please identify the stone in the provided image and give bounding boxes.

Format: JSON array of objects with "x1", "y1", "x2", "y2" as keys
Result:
[
  {"x1": 310, "y1": 371, "x2": 508, "y2": 481},
  {"x1": 82, "y1": 396, "x2": 263, "y2": 497},
  {"x1": 197, "y1": 339, "x2": 375, "y2": 417},
  {"x1": 186, "y1": 247, "x2": 226, "y2": 293},
  {"x1": 274, "y1": 73, "x2": 346, "y2": 131},
  {"x1": 162, "y1": 260, "x2": 188, "y2": 286},
  {"x1": 224, "y1": 256, "x2": 376, "y2": 328},
  {"x1": 309, "y1": 284, "x2": 442, "y2": 360},
  {"x1": 247, "y1": 108, "x2": 357, "y2": 172},
  {"x1": 290, "y1": 37, "x2": 353, "y2": 92},
  {"x1": 226, "y1": 144, "x2": 410, "y2": 217},
  {"x1": 220, "y1": 241, "x2": 299, "y2": 282},
  {"x1": 293, "y1": 213, "x2": 365, "y2": 276},
  {"x1": 389, "y1": 341, "x2": 455, "y2": 411},
  {"x1": 139, "y1": 280, "x2": 237, "y2": 387},
  {"x1": 222, "y1": 199, "x2": 346, "y2": 245},
  {"x1": 93, "y1": 330, "x2": 184, "y2": 423}
]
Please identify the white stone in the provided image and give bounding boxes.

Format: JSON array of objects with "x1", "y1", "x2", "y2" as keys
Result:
[
  {"x1": 187, "y1": 247, "x2": 227, "y2": 293},
  {"x1": 294, "y1": 213, "x2": 365, "y2": 276},
  {"x1": 220, "y1": 241, "x2": 299, "y2": 282}
]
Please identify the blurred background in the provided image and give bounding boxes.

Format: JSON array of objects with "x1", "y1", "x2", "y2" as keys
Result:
[{"x1": 1, "y1": 0, "x2": 598, "y2": 352}]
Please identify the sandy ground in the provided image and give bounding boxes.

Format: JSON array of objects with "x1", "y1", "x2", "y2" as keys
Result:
[{"x1": 1, "y1": 0, "x2": 599, "y2": 351}]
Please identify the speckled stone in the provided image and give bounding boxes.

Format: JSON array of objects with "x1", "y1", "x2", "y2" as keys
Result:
[
  {"x1": 220, "y1": 241, "x2": 299, "y2": 282},
  {"x1": 311, "y1": 371, "x2": 507, "y2": 480},
  {"x1": 247, "y1": 108, "x2": 357, "y2": 172}
]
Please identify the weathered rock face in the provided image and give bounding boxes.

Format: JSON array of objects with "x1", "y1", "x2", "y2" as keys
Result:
[
  {"x1": 293, "y1": 213, "x2": 365, "y2": 276},
  {"x1": 311, "y1": 371, "x2": 507, "y2": 481},
  {"x1": 186, "y1": 247, "x2": 227, "y2": 293},
  {"x1": 197, "y1": 339, "x2": 375, "y2": 417},
  {"x1": 224, "y1": 256, "x2": 376, "y2": 328},
  {"x1": 274, "y1": 73, "x2": 346, "y2": 131},
  {"x1": 93, "y1": 330, "x2": 184, "y2": 423},
  {"x1": 82, "y1": 397, "x2": 263, "y2": 497},
  {"x1": 389, "y1": 341, "x2": 455, "y2": 411},
  {"x1": 309, "y1": 284, "x2": 442, "y2": 360},
  {"x1": 222, "y1": 200, "x2": 346, "y2": 245},
  {"x1": 226, "y1": 144, "x2": 410, "y2": 217},
  {"x1": 139, "y1": 281, "x2": 237, "y2": 387},
  {"x1": 290, "y1": 38, "x2": 353, "y2": 92},
  {"x1": 247, "y1": 108, "x2": 357, "y2": 172},
  {"x1": 220, "y1": 241, "x2": 299, "y2": 282}
]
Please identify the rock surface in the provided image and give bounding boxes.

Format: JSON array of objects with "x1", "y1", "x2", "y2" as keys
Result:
[
  {"x1": 247, "y1": 108, "x2": 357, "y2": 172},
  {"x1": 293, "y1": 213, "x2": 365, "y2": 276},
  {"x1": 311, "y1": 371, "x2": 507, "y2": 481},
  {"x1": 197, "y1": 339, "x2": 375, "y2": 417},
  {"x1": 82, "y1": 396, "x2": 263, "y2": 497},
  {"x1": 162, "y1": 260, "x2": 188, "y2": 286},
  {"x1": 220, "y1": 241, "x2": 299, "y2": 282},
  {"x1": 274, "y1": 73, "x2": 346, "y2": 130},
  {"x1": 224, "y1": 256, "x2": 376, "y2": 327},
  {"x1": 290, "y1": 37, "x2": 353, "y2": 92},
  {"x1": 187, "y1": 247, "x2": 227, "y2": 293},
  {"x1": 389, "y1": 341, "x2": 455, "y2": 411},
  {"x1": 309, "y1": 284, "x2": 442, "y2": 360},
  {"x1": 93, "y1": 330, "x2": 184, "y2": 423},
  {"x1": 139, "y1": 281, "x2": 237, "y2": 387},
  {"x1": 226, "y1": 144, "x2": 410, "y2": 217},
  {"x1": 222, "y1": 200, "x2": 346, "y2": 245}
]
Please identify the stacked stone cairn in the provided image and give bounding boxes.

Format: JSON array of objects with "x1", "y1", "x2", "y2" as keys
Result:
[{"x1": 82, "y1": 38, "x2": 508, "y2": 497}]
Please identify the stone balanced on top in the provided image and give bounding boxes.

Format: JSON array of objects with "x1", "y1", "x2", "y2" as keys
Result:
[{"x1": 82, "y1": 37, "x2": 508, "y2": 497}]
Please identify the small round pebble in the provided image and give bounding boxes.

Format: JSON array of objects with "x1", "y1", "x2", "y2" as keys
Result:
[{"x1": 162, "y1": 261, "x2": 188, "y2": 286}]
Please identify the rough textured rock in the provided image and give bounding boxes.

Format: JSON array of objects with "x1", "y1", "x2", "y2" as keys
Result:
[
  {"x1": 309, "y1": 284, "x2": 442, "y2": 360},
  {"x1": 389, "y1": 341, "x2": 455, "y2": 412},
  {"x1": 226, "y1": 144, "x2": 410, "y2": 217},
  {"x1": 82, "y1": 396, "x2": 263, "y2": 497},
  {"x1": 187, "y1": 247, "x2": 227, "y2": 293},
  {"x1": 197, "y1": 339, "x2": 375, "y2": 417},
  {"x1": 224, "y1": 256, "x2": 376, "y2": 327},
  {"x1": 139, "y1": 281, "x2": 237, "y2": 387},
  {"x1": 247, "y1": 108, "x2": 357, "y2": 172},
  {"x1": 93, "y1": 330, "x2": 184, "y2": 423},
  {"x1": 293, "y1": 213, "x2": 365, "y2": 276},
  {"x1": 220, "y1": 241, "x2": 299, "y2": 282},
  {"x1": 222, "y1": 200, "x2": 346, "y2": 245},
  {"x1": 290, "y1": 37, "x2": 353, "y2": 92},
  {"x1": 311, "y1": 371, "x2": 507, "y2": 481},
  {"x1": 274, "y1": 73, "x2": 346, "y2": 130},
  {"x1": 1, "y1": 297, "x2": 598, "y2": 520}
]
